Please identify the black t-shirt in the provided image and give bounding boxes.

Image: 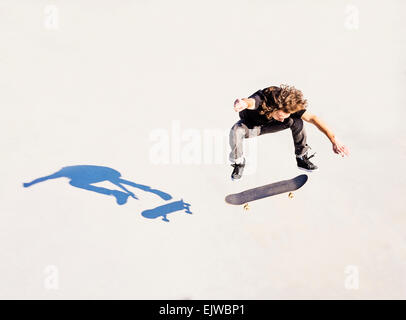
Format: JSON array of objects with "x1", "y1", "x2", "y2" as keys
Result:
[{"x1": 239, "y1": 87, "x2": 306, "y2": 128}]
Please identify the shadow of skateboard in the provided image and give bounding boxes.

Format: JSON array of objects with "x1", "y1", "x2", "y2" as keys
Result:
[
  {"x1": 225, "y1": 174, "x2": 308, "y2": 206},
  {"x1": 141, "y1": 199, "x2": 192, "y2": 222}
]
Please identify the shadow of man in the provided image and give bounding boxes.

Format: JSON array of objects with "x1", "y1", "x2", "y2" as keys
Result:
[{"x1": 23, "y1": 165, "x2": 172, "y2": 205}]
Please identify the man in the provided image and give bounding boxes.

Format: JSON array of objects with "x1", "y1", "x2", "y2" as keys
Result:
[{"x1": 229, "y1": 85, "x2": 349, "y2": 180}]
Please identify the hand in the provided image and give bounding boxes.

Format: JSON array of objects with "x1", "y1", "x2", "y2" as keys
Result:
[
  {"x1": 332, "y1": 138, "x2": 350, "y2": 157},
  {"x1": 234, "y1": 98, "x2": 248, "y2": 112}
]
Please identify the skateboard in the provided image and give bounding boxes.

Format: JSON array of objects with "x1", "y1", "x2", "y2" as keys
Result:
[
  {"x1": 225, "y1": 174, "x2": 308, "y2": 208},
  {"x1": 141, "y1": 199, "x2": 192, "y2": 222}
]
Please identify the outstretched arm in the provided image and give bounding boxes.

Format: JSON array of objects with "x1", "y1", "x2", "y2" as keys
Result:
[
  {"x1": 301, "y1": 111, "x2": 350, "y2": 157},
  {"x1": 23, "y1": 172, "x2": 62, "y2": 187}
]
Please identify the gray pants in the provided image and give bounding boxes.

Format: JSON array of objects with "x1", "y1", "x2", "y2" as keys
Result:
[{"x1": 229, "y1": 118, "x2": 310, "y2": 163}]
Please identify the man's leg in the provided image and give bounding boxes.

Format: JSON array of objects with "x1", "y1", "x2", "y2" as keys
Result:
[
  {"x1": 229, "y1": 120, "x2": 261, "y2": 163},
  {"x1": 259, "y1": 118, "x2": 310, "y2": 157}
]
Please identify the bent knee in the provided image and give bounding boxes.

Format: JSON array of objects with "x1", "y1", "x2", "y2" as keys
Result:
[
  {"x1": 69, "y1": 180, "x2": 84, "y2": 187},
  {"x1": 231, "y1": 122, "x2": 248, "y2": 136}
]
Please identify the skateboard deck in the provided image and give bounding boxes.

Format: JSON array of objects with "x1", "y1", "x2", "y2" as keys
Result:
[{"x1": 225, "y1": 174, "x2": 308, "y2": 205}]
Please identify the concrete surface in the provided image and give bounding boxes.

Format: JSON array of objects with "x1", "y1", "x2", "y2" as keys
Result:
[{"x1": 1, "y1": 0, "x2": 405, "y2": 299}]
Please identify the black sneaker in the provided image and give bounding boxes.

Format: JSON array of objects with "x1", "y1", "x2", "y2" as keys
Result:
[
  {"x1": 296, "y1": 152, "x2": 318, "y2": 172},
  {"x1": 231, "y1": 158, "x2": 246, "y2": 180}
]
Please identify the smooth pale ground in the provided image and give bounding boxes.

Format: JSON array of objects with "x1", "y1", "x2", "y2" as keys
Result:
[{"x1": 1, "y1": 0, "x2": 405, "y2": 299}]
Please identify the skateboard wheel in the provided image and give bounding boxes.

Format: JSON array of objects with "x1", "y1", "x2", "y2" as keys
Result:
[
  {"x1": 243, "y1": 203, "x2": 250, "y2": 211},
  {"x1": 288, "y1": 192, "x2": 294, "y2": 199}
]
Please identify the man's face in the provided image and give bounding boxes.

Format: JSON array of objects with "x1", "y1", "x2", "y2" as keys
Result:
[{"x1": 272, "y1": 110, "x2": 291, "y2": 122}]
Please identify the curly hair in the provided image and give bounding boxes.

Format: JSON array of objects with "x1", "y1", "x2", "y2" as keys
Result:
[{"x1": 259, "y1": 84, "x2": 307, "y2": 120}]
